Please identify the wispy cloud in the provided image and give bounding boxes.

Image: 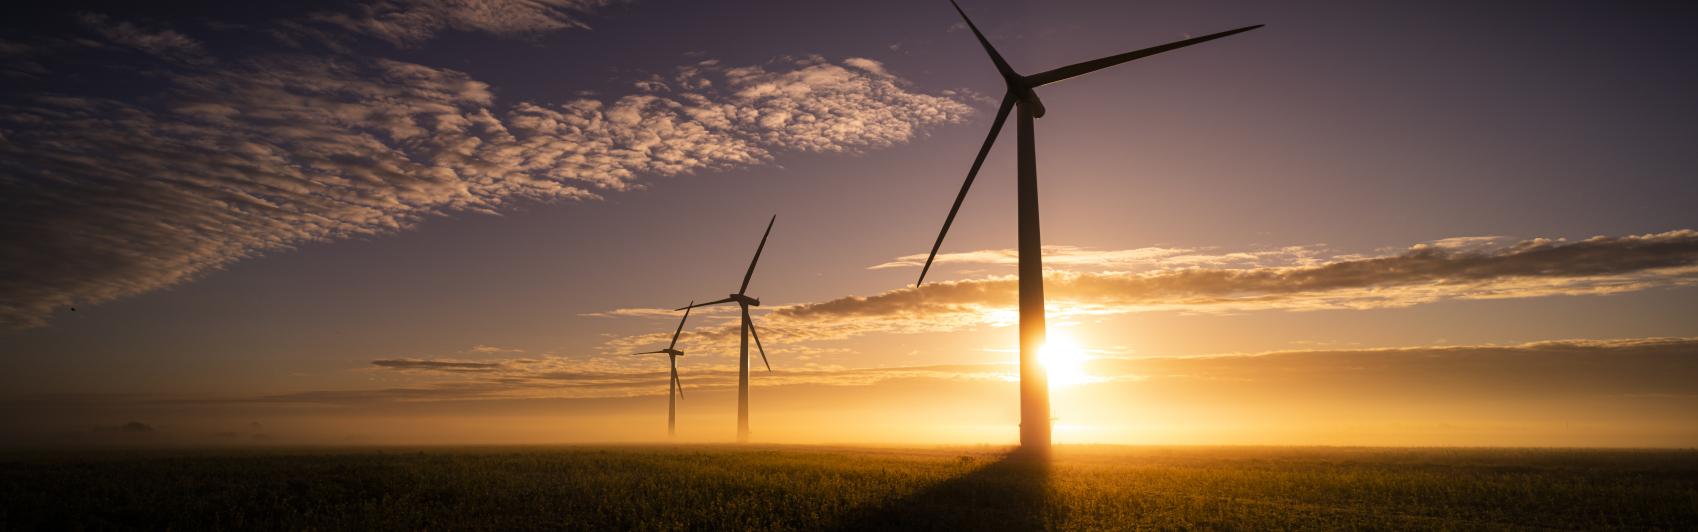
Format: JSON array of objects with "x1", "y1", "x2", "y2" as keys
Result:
[
  {"x1": 869, "y1": 244, "x2": 1329, "y2": 271},
  {"x1": 467, "y1": 345, "x2": 524, "y2": 354},
  {"x1": 371, "y1": 358, "x2": 507, "y2": 372},
  {"x1": 581, "y1": 306, "x2": 741, "y2": 319},
  {"x1": 76, "y1": 13, "x2": 215, "y2": 65},
  {"x1": 1102, "y1": 337, "x2": 1698, "y2": 405},
  {"x1": 295, "y1": 336, "x2": 1698, "y2": 403},
  {"x1": 306, "y1": 0, "x2": 615, "y2": 48},
  {"x1": 11, "y1": 337, "x2": 1695, "y2": 446},
  {"x1": 0, "y1": 18, "x2": 968, "y2": 330},
  {"x1": 345, "y1": 356, "x2": 1010, "y2": 403},
  {"x1": 602, "y1": 231, "x2": 1698, "y2": 353}
]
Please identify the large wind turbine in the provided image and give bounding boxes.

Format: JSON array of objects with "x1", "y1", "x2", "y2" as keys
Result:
[
  {"x1": 679, "y1": 215, "x2": 776, "y2": 443},
  {"x1": 632, "y1": 301, "x2": 694, "y2": 437},
  {"x1": 917, "y1": 1, "x2": 1261, "y2": 453}
]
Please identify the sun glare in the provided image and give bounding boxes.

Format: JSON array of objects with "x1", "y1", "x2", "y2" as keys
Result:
[{"x1": 1038, "y1": 332, "x2": 1093, "y2": 388}]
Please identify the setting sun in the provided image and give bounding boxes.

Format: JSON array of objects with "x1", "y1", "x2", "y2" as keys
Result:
[
  {"x1": 1039, "y1": 332, "x2": 1094, "y2": 388},
  {"x1": 4, "y1": 0, "x2": 1697, "y2": 528}
]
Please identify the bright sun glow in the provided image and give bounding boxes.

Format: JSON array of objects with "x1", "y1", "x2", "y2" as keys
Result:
[{"x1": 1038, "y1": 332, "x2": 1093, "y2": 388}]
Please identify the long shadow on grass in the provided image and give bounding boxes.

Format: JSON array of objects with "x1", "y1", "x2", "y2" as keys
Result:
[{"x1": 830, "y1": 451, "x2": 1057, "y2": 531}]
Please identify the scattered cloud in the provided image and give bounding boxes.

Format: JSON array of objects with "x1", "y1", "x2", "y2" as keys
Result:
[
  {"x1": 86, "y1": 420, "x2": 160, "y2": 436},
  {"x1": 842, "y1": 57, "x2": 890, "y2": 77},
  {"x1": 119, "y1": 421, "x2": 155, "y2": 433},
  {"x1": 468, "y1": 345, "x2": 524, "y2": 354},
  {"x1": 581, "y1": 306, "x2": 740, "y2": 319},
  {"x1": 76, "y1": 13, "x2": 215, "y2": 65},
  {"x1": 1426, "y1": 235, "x2": 1509, "y2": 251},
  {"x1": 9, "y1": 337, "x2": 1695, "y2": 446},
  {"x1": 371, "y1": 359, "x2": 507, "y2": 372},
  {"x1": 307, "y1": 0, "x2": 615, "y2": 48},
  {"x1": 0, "y1": 39, "x2": 55, "y2": 79},
  {"x1": 869, "y1": 244, "x2": 1329, "y2": 271},
  {"x1": 1, "y1": 45, "x2": 968, "y2": 329},
  {"x1": 603, "y1": 231, "x2": 1698, "y2": 352},
  {"x1": 340, "y1": 355, "x2": 1011, "y2": 403},
  {"x1": 287, "y1": 336, "x2": 1698, "y2": 403},
  {"x1": 1102, "y1": 337, "x2": 1698, "y2": 403}
]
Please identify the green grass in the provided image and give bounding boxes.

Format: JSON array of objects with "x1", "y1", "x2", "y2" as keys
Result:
[{"x1": 2, "y1": 446, "x2": 1695, "y2": 530}]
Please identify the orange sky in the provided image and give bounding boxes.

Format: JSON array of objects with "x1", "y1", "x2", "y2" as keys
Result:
[{"x1": 9, "y1": 337, "x2": 1696, "y2": 447}]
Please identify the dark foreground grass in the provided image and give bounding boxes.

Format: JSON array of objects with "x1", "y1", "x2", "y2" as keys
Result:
[{"x1": 2, "y1": 445, "x2": 1695, "y2": 530}]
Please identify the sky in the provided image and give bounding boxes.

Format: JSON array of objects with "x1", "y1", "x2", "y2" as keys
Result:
[{"x1": 2, "y1": 0, "x2": 1697, "y2": 447}]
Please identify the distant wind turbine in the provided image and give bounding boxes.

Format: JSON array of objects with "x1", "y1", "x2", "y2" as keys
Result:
[
  {"x1": 633, "y1": 302, "x2": 694, "y2": 437},
  {"x1": 679, "y1": 215, "x2": 776, "y2": 443},
  {"x1": 917, "y1": 0, "x2": 1261, "y2": 453}
]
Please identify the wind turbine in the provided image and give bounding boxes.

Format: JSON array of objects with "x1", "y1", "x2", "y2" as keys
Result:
[
  {"x1": 679, "y1": 215, "x2": 776, "y2": 443},
  {"x1": 633, "y1": 302, "x2": 694, "y2": 437},
  {"x1": 917, "y1": 1, "x2": 1261, "y2": 453}
]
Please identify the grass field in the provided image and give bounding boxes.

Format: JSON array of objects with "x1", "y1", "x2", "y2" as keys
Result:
[{"x1": 2, "y1": 445, "x2": 1695, "y2": 530}]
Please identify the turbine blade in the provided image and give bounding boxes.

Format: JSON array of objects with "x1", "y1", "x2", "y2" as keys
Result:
[
  {"x1": 631, "y1": 350, "x2": 667, "y2": 355},
  {"x1": 917, "y1": 92, "x2": 1014, "y2": 287},
  {"x1": 746, "y1": 308, "x2": 771, "y2": 373},
  {"x1": 739, "y1": 215, "x2": 776, "y2": 295},
  {"x1": 1024, "y1": 24, "x2": 1263, "y2": 87},
  {"x1": 949, "y1": 0, "x2": 1018, "y2": 81},
  {"x1": 677, "y1": 297, "x2": 735, "y2": 311},
  {"x1": 669, "y1": 301, "x2": 693, "y2": 349}
]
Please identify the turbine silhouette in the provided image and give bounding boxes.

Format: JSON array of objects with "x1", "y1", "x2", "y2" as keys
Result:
[
  {"x1": 679, "y1": 215, "x2": 776, "y2": 443},
  {"x1": 633, "y1": 301, "x2": 694, "y2": 437},
  {"x1": 918, "y1": 1, "x2": 1261, "y2": 453}
]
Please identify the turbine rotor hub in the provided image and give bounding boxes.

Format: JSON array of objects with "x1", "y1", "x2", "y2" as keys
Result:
[{"x1": 1011, "y1": 81, "x2": 1046, "y2": 118}]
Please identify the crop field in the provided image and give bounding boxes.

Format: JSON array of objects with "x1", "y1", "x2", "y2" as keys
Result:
[{"x1": 2, "y1": 445, "x2": 1695, "y2": 530}]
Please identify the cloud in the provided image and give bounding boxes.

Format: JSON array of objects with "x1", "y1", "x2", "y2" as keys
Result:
[
  {"x1": 343, "y1": 355, "x2": 1012, "y2": 403},
  {"x1": 371, "y1": 359, "x2": 506, "y2": 372},
  {"x1": 85, "y1": 420, "x2": 160, "y2": 436},
  {"x1": 0, "y1": 51, "x2": 969, "y2": 329},
  {"x1": 581, "y1": 305, "x2": 740, "y2": 319},
  {"x1": 842, "y1": 57, "x2": 890, "y2": 77},
  {"x1": 1091, "y1": 337, "x2": 1698, "y2": 429},
  {"x1": 297, "y1": 336, "x2": 1698, "y2": 404},
  {"x1": 307, "y1": 0, "x2": 614, "y2": 47},
  {"x1": 10, "y1": 337, "x2": 1695, "y2": 446},
  {"x1": 606, "y1": 231, "x2": 1698, "y2": 351},
  {"x1": 248, "y1": 384, "x2": 515, "y2": 404},
  {"x1": 868, "y1": 244, "x2": 1328, "y2": 271},
  {"x1": 77, "y1": 13, "x2": 214, "y2": 65},
  {"x1": 119, "y1": 421, "x2": 155, "y2": 433}
]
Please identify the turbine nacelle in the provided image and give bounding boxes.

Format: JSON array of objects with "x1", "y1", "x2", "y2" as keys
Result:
[
  {"x1": 919, "y1": 0, "x2": 1262, "y2": 289},
  {"x1": 1009, "y1": 79, "x2": 1046, "y2": 118},
  {"x1": 687, "y1": 214, "x2": 778, "y2": 443}
]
